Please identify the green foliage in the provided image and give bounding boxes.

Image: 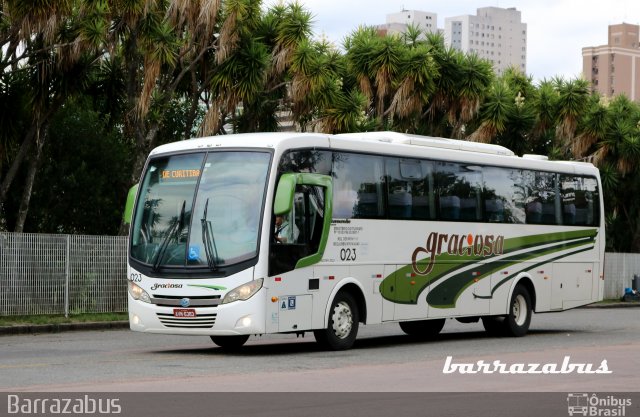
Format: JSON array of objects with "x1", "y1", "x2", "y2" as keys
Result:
[
  {"x1": 1, "y1": 0, "x2": 640, "y2": 252},
  {"x1": 25, "y1": 98, "x2": 133, "y2": 234}
]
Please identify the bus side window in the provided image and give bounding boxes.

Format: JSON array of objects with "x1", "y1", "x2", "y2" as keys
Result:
[
  {"x1": 332, "y1": 152, "x2": 385, "y2": 219},
  {"x1": 386, "y1": 158, "x2": 435, "y2": 220},
  {"x1": 435, "y1": 162, "x2": 481, "y2": 222},
  {"x1": 561, "y1": 175, "x2": 599, "y2": 226}
]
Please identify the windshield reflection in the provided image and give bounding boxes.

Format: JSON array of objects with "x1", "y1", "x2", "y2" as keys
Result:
[{"x1": 130, "y1": 151, "x2": 271, "y2": 270}]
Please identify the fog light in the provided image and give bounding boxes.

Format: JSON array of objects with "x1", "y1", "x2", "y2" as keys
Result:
[
  {"x1": 235, "y1": 316, "x2": 252, "y2": 328},
  {"x1": 132, "y1": 314, "x2": 140, "y2": 325}
]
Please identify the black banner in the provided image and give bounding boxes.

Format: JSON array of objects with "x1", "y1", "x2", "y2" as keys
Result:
[{"x1": 2, "y1": 392, "x2": 639, "y2": 417}]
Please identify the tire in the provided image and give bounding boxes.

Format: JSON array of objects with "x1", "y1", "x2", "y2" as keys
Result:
[
  {"x1": 482, "y1": 284, "x2": 532, "y2": 337},
  {"x1": 314, "y1": 292, "x2": 359, "y2": 350},
  {"x1": 210, "y1": 335, "x2": 250, "y2": 350},
  {"x1": 399, "y1": 318, "x2": 445, "y2": 339},
  {"x1": 504, "y1": 284, "x2": 532, "y2": 337},
  {"x1": 481, "y1": 316, "x2": 506, "y2": 337}
]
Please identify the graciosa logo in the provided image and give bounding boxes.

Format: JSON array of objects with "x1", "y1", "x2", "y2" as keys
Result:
[{"x1": 411, "y1": 232, "x2": 505, "y2": 276}]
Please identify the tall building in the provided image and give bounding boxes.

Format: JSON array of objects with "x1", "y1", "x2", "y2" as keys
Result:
[
  {"x1": 582, "y1": 23, "x2": 640, "y2": 101},
  {"x1": 444, "y1": 7, "x2": 527, "y2": 75},
  {"x1": 376, "y1": 9, "x2": 439, "y2": 37}
]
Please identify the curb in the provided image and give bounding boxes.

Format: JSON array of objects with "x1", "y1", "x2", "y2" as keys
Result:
[
  {"x1": 0, "y1": 321, "x2": 129, "y2": 336},
  {"x1": 581, "y1": 302, "x2": 640, "y2": 309}
]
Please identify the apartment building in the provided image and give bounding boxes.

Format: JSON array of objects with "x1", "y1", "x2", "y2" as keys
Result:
[
  {"x1": 582, "y1": 23, "x2": 640, "y2": 101},
  {"x1": 375, "y1": 9, "x2": 439, "y2": 37},
  {"x1": 444, "y1": 7, "x2": 527, "y2": 75}
]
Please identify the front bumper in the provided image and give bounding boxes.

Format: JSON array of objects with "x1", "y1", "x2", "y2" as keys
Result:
[{"x1": 128, "y1": 290, "x2": 266, "y2": 336}]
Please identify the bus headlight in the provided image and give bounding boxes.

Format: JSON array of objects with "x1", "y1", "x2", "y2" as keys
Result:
[
  {"x1": 222, "y1": 278, "x2": 263, "y2": 304},
  {"x1": 128, "y1": 281, "x2": 151, "y2": 303}
]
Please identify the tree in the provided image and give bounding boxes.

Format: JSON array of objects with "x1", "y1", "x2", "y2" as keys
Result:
[{"x1": 0, "y1": 0, "x2": 101, "y2": 231}]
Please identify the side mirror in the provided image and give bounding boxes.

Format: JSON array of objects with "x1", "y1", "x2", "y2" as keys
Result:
[
  {"x1": 274, "y1": 174, "x2": 297, "y2": 215},
  {"x1": 123, "y1": 184, "x2": 139, "y2": 225}
]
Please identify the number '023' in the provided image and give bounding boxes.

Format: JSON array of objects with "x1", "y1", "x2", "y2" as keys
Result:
[{"x1": 340, "y1": 248, "x2": 357, "y2": 261}]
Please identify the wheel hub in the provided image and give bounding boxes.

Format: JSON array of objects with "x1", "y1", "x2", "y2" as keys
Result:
[
  {"x1": 513, "y1": 294, "x2": 527, "y2": 326},
  {"x1": 331, "y1": 301, "x2": 353, "y2": 339}
]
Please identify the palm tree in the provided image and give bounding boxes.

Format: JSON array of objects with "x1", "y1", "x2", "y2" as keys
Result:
[
  {"x1": 317, "y1": 89, "x2": 368, "y2": 133},
  {"x1": 0, "y1": 0, "x2": 103, "y2": 231},
  {"x1": 421, "y1": 34, "x2": 464, "y2": 136},
  {"x1": 572, "y1": 95, "x2": 610, "y2": 158},
  {"x1": 468, "y1": 80, "x2": 514, "y2": 143},
  {"x1": 386, "y1": 44, "x2": 437, "y2": 124},
  {"x1": 269, "y1": 2, "x2": 313, "y2": 77},
  {"x1": 344, "y1": 26, "x2": 378, "y2": 106},
  {"x1": 553, "y1": 77, "x2": 590, "y2": 155},
  {"x1": 449, "y1": 53, "x2": 493, "y2": 138}
]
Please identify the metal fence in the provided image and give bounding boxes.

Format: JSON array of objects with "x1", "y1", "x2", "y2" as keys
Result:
[
  {"x1": 0, "y1": 233, "x2": 127, "y2": 316},
  {"x1": 0, "y1": 232, "x2": 639, "y2": 316},
  {"x1": 603, "y1": 252, "x2": 640, "y2": 300}
]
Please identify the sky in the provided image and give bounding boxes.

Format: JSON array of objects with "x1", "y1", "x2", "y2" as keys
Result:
[{"x1": 264, "y1": 0, "x2": 640, "y2": 82}]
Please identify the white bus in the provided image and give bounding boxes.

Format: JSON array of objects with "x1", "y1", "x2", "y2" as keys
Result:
[{"x1": 125, "y1": 131, "x2": 604, "y2": 350}]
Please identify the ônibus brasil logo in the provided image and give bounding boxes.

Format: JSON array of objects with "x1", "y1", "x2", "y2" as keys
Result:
[{"x1": 411, "y1": 232, "x2": 505, "y2": 276}]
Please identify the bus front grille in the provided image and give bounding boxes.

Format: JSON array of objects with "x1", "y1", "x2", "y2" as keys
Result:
[
  {"x1": 156, "y1": 313, "x2": 217, "y2": 328},
  {"x1": 150, "y1": 295, "x2": 221, "y2": 307}
]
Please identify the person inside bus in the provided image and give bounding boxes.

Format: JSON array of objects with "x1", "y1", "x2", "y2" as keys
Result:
[{"x1": 275, "y1": 214, "x2": 299, "y2": 244}]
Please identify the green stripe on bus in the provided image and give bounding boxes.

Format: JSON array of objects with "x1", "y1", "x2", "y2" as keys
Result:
[
  {"x1": 380, "y1": 229, "x2": 597, "y2": 305},
  {"x1": 426, "y1": 239, "x2": 596, "y2": 308}
]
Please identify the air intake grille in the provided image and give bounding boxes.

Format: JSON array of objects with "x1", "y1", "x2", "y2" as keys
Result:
[
  {"x1": 151, "y1": 295, "x2": 221, "y2": 307},
  {"x1": 156, "y1": 313, "x2": 217, "y2": 328}
]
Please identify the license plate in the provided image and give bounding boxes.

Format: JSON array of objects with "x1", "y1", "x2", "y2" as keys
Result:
[{"x1": 173, "y1": 308, "x2": 196, "y2": 318}]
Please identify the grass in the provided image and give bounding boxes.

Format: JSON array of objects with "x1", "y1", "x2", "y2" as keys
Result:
[
  {"x1": 597, "y1": 298, "x2": 624, "y2": 304},
  {"x1": 0, "y1": 312, "x2": 128, "y2": 326}
]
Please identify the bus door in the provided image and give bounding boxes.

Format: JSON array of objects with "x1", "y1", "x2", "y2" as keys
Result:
[{"x1": 268, "y1": 173, "x2": 333, "y2": 332}]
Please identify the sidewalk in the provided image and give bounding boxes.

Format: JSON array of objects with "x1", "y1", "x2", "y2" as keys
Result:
[
  {"x1": 0, "y1": 321, "x2": 129, "y2": 336},
  {"x1": 581, "y1": 301, "x2": 640, "y2": 309}
]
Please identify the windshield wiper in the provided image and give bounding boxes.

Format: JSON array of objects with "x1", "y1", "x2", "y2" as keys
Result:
[
  {"x1": 152, "y1": 200, "x2": 186, "y2": 271},
  {"x1": 201, "y1": 197, "x2": 219, "y2": 271}
]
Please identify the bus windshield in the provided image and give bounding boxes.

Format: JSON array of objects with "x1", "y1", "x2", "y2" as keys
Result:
[{"x1": 130, "y1": 151, "x2": 271, "y2": 270}]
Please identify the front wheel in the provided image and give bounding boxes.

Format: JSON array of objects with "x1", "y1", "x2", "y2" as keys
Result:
[
  {"x1": 210, "y1": 335, "x2": 250, "y2": 350},
  {"x1": 314, "y1": 292, "x2": 359, "y2": 350}
]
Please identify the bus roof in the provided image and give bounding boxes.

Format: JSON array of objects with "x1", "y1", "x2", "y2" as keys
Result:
[{"x1": 148, "y1": 131, "x2": 598, "y2": 176}]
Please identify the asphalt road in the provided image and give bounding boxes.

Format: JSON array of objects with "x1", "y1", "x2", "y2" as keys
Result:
[{"x1": 1, "y1": 308, "x2": 639, "y2": 393}]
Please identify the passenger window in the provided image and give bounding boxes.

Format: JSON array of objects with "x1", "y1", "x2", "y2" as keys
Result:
[
  {"x1": 561, "y1": 175, "x2": 599, "y2": 226},
  {"x1": 435, "y1": 162, "x2": 482, "y2": 222},
  {"x1": 524, "y1": 171, "x2": 560, "y2": 225},
  {"x1": 386, "y1": 158, "x2": 435, "y2": 220},
  {"x1": 332, "y1": 153, "x2": 385, "y2": 219},
  {"x1": 278, "y1": 150, "x2": 332, "y2": 175},
  {"x1": 482, "y1": 167, "x2": 525, "y2": 223}
]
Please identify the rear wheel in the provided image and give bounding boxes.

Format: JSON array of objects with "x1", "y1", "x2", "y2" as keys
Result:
[
  {"x1": 504, "y1": 284, "x2": 532, "y2": 337},
  {"x1": 210, "y1": 335, "x2": 250, "y2": 350},
  {"x1": 482, "y1": 284, "x2": 532, "y2": 337},
  {"x1": 481, "y1": 316, "x2": 506, "y2": 336},
  {"x1": 314, "y1": 292, "x2": 359, "y2": 350},
  {"x1": 399, "y1": 319, "x2": 445, "y2": 339}
]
